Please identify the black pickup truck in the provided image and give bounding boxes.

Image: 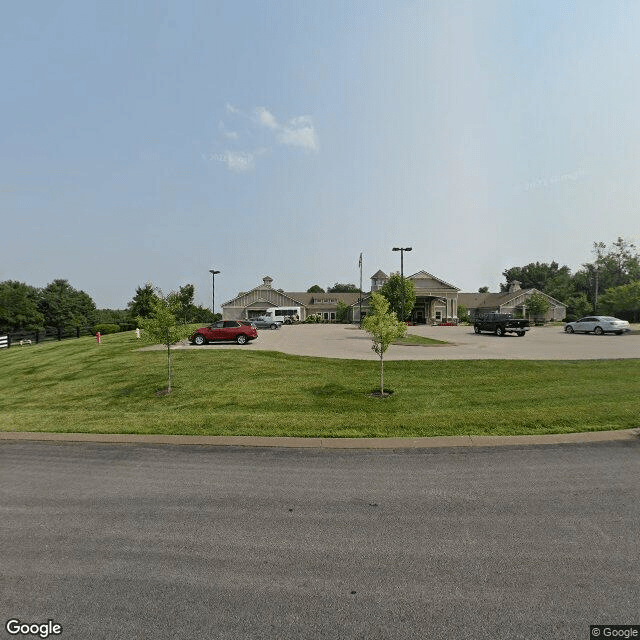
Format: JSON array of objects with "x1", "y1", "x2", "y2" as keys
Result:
[{"x1": 473, "y1": 313, "x2": 530, "y2": 337}]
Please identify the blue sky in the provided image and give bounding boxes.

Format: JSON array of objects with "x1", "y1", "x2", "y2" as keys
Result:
[{"x1": 2, "y1": 1, "x2": 639, "y2": 309}]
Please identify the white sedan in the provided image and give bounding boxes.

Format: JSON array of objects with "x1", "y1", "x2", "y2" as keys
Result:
[{"x1": 564, "y1": 316, "x2": 631, "y2": 335}]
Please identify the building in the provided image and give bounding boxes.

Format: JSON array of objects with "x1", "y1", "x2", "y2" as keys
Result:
[
  {"x1": 458, "y1": 281, "x2": 567, "y2": 322},
  {"x1": 222, "y1": 270, "x2": 459, "y2": 324},
  {"x1": 368, "y1": 270, "x2": 459, "y2": 324},
  {"x1": 222, "y1": 274, "x2": 567, "y2": 324}
]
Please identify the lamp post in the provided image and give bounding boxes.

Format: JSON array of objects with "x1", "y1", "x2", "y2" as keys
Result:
[
  {"x1": 392, "y1": 247, "x2": 412, "y2": 322},
  {"x1": 209, "y1": 269, "x2": 220, "y2": 316}
]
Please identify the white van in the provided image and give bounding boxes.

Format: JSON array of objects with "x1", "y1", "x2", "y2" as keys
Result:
[{"x1": 265, "y1": 307, "x2": 301, "y2": 324}]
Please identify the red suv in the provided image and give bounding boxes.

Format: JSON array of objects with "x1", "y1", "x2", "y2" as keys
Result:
[{"x1": 190, "y1": 320, "x2": 258, "y2": 345}]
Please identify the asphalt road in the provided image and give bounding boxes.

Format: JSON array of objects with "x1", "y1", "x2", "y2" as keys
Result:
[{"x1": 1, "y1": 441, "x2": 638, "y2": 640}]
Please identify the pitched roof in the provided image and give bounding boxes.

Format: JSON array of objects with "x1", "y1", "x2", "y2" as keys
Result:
[
  {"x1": 458, "y1": 289, "x2": 567, "y2": 309},
  {"x1": 407, "y1": 270, "x2": 460, "y2": 291},
  {"x1": 371, "y1": 270, "x2": 388, "y2": 279}
]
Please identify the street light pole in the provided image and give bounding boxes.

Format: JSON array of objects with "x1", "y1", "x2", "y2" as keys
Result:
[
  {"x1": 392, "y1": 247, "x2": 412, "y2": 322},
  {"x1": 209, "y1": 269, "x2": 220, "y2": 317}
]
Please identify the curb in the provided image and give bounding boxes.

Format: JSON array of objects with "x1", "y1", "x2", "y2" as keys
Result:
[{"x1": 0, "y1": 429, "x2": 638, "y2": 449}]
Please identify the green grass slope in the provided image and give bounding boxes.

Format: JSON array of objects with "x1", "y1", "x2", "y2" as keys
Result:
[{"x1": 1, "y1": 331, "x2": 638, "y2": 437}]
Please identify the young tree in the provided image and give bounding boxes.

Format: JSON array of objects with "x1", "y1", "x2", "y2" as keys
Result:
[
  {"x1": 335, "y1": 300, "x2": 350, "y2": 323},
  {"x1": 525, "y1": 292, "x2": 550, "y2": 322},
  {"x1": 137, "y1": 292, "x2": 192, "y2": 394},
  {"x1": 457, "y1": 303, "x2": 470, "y2": 323},
  {"x1": 564, "y1": 293, "x2": 591, "y2": 321},
  {"x1": 379, "y1": 273, "x2": 416, "y2": 322},
  {"x1": 362, "y1": 293, "x2": 407, "y2": 397}
]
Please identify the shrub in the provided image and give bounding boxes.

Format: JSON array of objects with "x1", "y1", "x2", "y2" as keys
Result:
[{"x1": 93, "y1": 323, "x2": 120, "y2": 335}]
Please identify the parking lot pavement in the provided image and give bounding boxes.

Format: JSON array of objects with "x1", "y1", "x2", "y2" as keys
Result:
[{"x1": 172, "y1": 323, "x2": 640, "y2": 361}]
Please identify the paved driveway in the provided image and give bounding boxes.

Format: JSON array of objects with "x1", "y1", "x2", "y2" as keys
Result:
[{"x1": 173, "y1": 323, "x2": 640, "y2": 360}]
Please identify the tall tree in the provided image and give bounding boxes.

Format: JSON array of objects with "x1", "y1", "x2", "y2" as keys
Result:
[
  {"x1": 327, "y1": 283, "x2": 360, "y2": 293},
  {"x1": 599, "y1": 281, "x2": 640, "y2": 322},
  {"x1": 306, "y1": 284, "x2": 325, "y2": 293},
  {"x1": 0, "y1": 281, "x2": 44, "y2": 332},
  {"x1": 362, "y1": 293, "x2": 407, "y2": 397},
  {"x1": 173, "y1": 284, "x2": 195, "y2": 323},
  {"x1": 38, "y1": 279, "x2": 96, "y2": 338},
  {"x1": 128, "y1": 283, "x2": 160, "y2": 319},
  {"x1": 378, "y1": 273, "x2": 416, "y2": 322},
  {"x1": 574, "y1": 238, "x2": 640, "y2": 309},
  {"x1": 501, "y1": 262, "x2": 574, "y2": 301}
]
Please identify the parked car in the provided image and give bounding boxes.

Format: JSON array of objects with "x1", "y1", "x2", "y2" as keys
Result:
[
  {"x1": 250, "y1": 316, "x2": 282, "y2": 330},
  {"x1": 564, "y1": 316, "x2": 630, "y2": 335},
  {"x1": 473, "y1": 313, "x2": 529, "y2": 337},
  {"x1": 190, "y1": 320, "x2": 258, "y2": 345}
]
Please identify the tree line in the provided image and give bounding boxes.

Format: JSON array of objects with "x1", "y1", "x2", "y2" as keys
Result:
[
  {"x1": 500, "y1": 237, "x2": 640, "y2": 321},
  {"x1": 0, "y1": 280, "x2": 217, "y2": 337}
]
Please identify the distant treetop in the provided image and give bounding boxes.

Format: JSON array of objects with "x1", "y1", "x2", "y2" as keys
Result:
[{"x1": 327, "y1": 283, "x2": 360, "y2": 293}]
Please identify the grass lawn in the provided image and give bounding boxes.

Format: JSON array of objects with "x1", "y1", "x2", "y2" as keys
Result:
[
  {"x1": 1, "y1": 331, "x2": 638, "y2": 438},
  {"x1": 394, "y1": 334, "x2": 448, "y2": 346}
]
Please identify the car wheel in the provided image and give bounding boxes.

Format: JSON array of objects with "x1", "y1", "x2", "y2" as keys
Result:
[
  {"x1": 615, "y1": 331, "x2": 623, "y2": 335},
  {"x1": 594, "y1": 326, "x2": 604, "y2": 336},
  {"x1": 270, "y1": 323, "x2": 277, "y2": 330},
  {"x1": 496, "y1": 326, "x2": 505, "y2": 337},
  {"x1": 236, "y1": 334, "x2": 248, "y2": 345},
  {"x1": 565, "y1": 326, "x2": 574, "y2": 334},
  {"x1": 474, "y1": 326, "x2": 481, "y2": 334},
  {"x1": 194, "y1": 334, "x2": 207, "y2": 346},
  {"x1": 517, "y1": 332, "x2": 525, "y2": 337}
]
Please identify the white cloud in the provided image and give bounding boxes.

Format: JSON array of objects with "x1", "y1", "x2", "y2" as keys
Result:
[
  {"x1": 218, "y1": 121, "x2": 238, "y2": 139},
  {"x1": 224, "y1": 151, "x2": 255, "y2": 172},
  {"x1": 216, "y1": 105, "x2": 319, "y2": 171},
  {"x1": 278, "y1": 116, "x2": 319, "y2": 152},
  {"x1": 254, "y1": 106, "x2": 279, "y2": 130}
]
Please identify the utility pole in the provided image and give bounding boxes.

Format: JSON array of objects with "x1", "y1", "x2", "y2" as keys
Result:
[{"x1": 392, "y1": 246, "x2": 412, "y2": 322}]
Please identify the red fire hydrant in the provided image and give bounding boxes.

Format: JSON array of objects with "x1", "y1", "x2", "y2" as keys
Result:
[{"x1": 96, "y1": 331, "x2": 101, "y2": 344}]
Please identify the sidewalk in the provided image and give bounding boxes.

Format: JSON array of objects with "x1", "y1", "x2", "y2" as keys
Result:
[{"x1": 1, "y1": 429, "x2": 637, "y2": 449}]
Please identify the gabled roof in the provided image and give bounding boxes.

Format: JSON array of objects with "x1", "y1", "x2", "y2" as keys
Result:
[
  {"x1": 371, "y1": 270, "x2": 388, "y2": 279},
  {"x1": 222, "y1": 282, "x2": 305, "y2": 307},
  {"x1": 407, "y1": 270, "x2": 460, "y2": 291}
]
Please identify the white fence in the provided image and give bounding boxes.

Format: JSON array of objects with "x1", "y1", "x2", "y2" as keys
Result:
[{"x1": 0, "y1": 335, "x2": 8, "y2": 349}]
